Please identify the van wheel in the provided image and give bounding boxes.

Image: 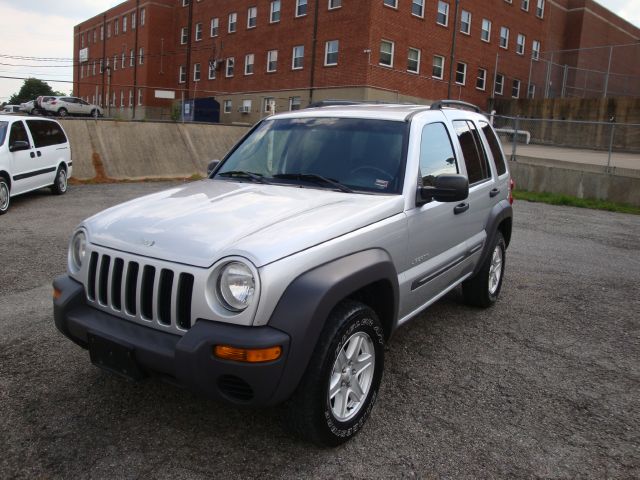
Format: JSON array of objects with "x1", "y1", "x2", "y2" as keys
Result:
[
  {"x1": 51, "y1": 167, "x2": 68, "y2": 195},
  {"x1": 57, "y1": 108, "x2": 68, "y2": 117},
  {"x1": 463, "y1": 231, "x2": 506, "y2": 307},
  {"x1": 0, "y1": 178, "x2": 10, "y2": 214},
  {"x1": 285, "y1": 300, "x2": 385, "y2": 446}
]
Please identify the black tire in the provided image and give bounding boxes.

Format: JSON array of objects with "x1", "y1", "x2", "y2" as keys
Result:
[
  {"x1": 57, "y1": 108, "x2": 68, "y2": 117},
  {"x1": 462, "y1": 231, "x2": 506, "y2": 307},
  {"x1": 90, "y1": 109, "x2": 97, "y2": 117},
  {"x1": 51, "y1": 167, "x2": 68, "y2": 195},
  {"x1": 0, "y1": 177, "x2": 10, "y2": 215},
  {"x1": 284, "y1": 300, "x2": 385, "y2": 446}
]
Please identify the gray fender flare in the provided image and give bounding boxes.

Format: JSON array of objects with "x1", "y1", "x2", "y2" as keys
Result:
[{"x1": 474, "y1": 200, "x2": 513, "y2": 276}]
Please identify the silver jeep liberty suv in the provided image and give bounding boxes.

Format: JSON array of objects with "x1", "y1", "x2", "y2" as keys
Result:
[{"x1": 54, "y1": 100, "x2": 513, "y2": 446}]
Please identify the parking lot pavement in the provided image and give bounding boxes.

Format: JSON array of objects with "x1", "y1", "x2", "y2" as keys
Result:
[{"x1": 1, "y1": 182, "x2": 639, "y2": 479}]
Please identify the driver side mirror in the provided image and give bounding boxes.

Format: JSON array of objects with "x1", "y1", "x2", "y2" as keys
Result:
[
  {"x1": 207, "y1": 160, "x2": 220, "y2": 176},
  {"x1": 9, "y1": 140, "x2": 30, "y2": 152},
  {"x1": 417, "y1": 174, "x2": 469, "y2": 205}
]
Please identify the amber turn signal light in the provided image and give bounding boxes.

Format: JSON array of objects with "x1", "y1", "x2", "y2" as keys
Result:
[
  {"x1": 53, "y1": 287, "x2": 62, "y2": 300},
  {"x1": 214, "y1": 345, "x2": 282, "y2": 363}
]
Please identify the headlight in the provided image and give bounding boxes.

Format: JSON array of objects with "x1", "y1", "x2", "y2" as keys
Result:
[
  {"x1": 69, "y1": 230, "x2": 87, "y2": 273},
  {"x1": 216, "y1": 261, "x2": 255, "y2": 311}
]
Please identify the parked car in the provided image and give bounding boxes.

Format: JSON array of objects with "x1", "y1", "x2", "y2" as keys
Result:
[
  {"x1": 53, "y1": 100, "x2": 513, "y2": 445},
  {"x1": 43, "y1": 96, "x2": 103, "y2": 118},
  {"x1": 19, "y1": 100, "x2": 36, "y2": 115},
  {"x1": 0, "y1": 115, "x2": 72, "y2": 214},
  {"x1": 34, "y1": 96, "x2": 57, "y2": 115},
  {"x1": 1, "y1": 105, "x2": 21, "y2": 115}
]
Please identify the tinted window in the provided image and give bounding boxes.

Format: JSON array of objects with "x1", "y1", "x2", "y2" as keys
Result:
[
  {"x1": 0, "y1": 121, "x2": 7, "y2": 147},
  {"x1": 26, "y1": 120, "x2": 67, "y2": 148},
  {"x1": 479, "y1": 121, "x2": 507, "y2": 176},
  {"x1": 9, "y1": 121, "x2": 29, "y2": 146},
  {"x1": 419, "y1": 122, "x2": 458, "y2": 186},
  {"x1": 453, "y1": 120, "x2": 491, "y2": 184}
]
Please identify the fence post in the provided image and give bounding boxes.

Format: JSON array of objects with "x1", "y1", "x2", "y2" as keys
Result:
[
  {"x1": 606, "y1": 117, "x2": 615, "y2": 170},
  {"x1": 511, "y1": 116, "x2": 519, "y2": 161},
  {"x1": 603, "y1": 46, "x2": 613, "y2": 98},
  {"x1": 544, "y1": 52, "x2": 554, "y2": 98}
]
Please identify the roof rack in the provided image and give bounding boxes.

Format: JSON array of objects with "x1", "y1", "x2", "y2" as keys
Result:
[
  {"x1": 430, "y1": 100, "x2": 481, "y2": 113},
  {"x1": 305, "y1": 99, "x2": 393, "y2": 109}
]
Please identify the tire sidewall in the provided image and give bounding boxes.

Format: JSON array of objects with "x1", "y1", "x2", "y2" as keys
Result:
[
  {"x1": 53, "y1": 168, "x2": 68, "y2": 194},
  {"x1": 487, "y1": 234, "x2": 507, "y2": 302},
  {"x1": 0, "y1": 178, "x2": 9, "y2": 214}
]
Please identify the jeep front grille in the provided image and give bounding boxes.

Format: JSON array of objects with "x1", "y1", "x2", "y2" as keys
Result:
[{"x1": 86, "y1": 250, "x2": 194, "y2": 332}]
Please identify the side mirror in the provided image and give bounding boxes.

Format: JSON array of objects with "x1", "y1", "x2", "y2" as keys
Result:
[
  {"x1": 207, "y1": 160, "x2": 220, "y2": 176},
  {"x1": 417, "y1": 174, "x2": 469, "y2": 205},
  {"x1": 9, "y1": 140, "x2": 30, "y2": 152}
]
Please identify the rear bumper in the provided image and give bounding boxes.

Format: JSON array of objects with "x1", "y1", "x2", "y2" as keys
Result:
[{"x1": 53, "y1": 275, "x2": 290, "y2": 406}]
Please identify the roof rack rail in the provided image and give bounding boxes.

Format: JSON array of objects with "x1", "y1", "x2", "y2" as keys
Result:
[
  {"x1": 430, "y1": 100, "x2": 481, "y2": 113},
  {"x1": 305, "y1": 99, "x2": 394, "y2": 109}
]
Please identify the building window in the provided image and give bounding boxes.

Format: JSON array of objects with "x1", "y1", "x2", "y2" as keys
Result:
[
  {"x1": 437, "y1": 1, "x2": 449, "y2": 27},
  {"x1": 129, "y1": 90, "x2": 133, "y2": 107},
  {"x1": 383, "y1": 0, "x2": 398, "y2": 8},
  {"x1": 536, "y1": 0, "x2": 545, "y2": 18},
  {"x1": 407, "y1": 47, "x2": 420, "y2": 74},
  {"x1": 461, "y1": 10, "x2": 471, "y2": 34},
  {"x1": 211, "y1": 18, "x2": 219, "y2": 36},
  {"x1": 130, "y1": 49, "x2": 134, "y2": 66},
  {"x1": 228, "y1": 13, "x2": 237, "y2": 33},
  {"x1": 132, "y1": 12, "x2": 136, "y2": 29},
  {"x1": 121, "y1": 52, "x2": 125, "y2": 69},
  {"x1": 242, "y1": 99, "x2": 252, "y2": 112},
  {"x1": 432, "y1": 55, "x2": 444, "y2": 79},
  {"x1": 181, "y1": 27, "x2": 188, "y2": 44},
  {"x1": 179, "y1": 65, "x2": 186, "y2": 83},
  {"x1": 81, "y1": 33, "x2": 85, "y2": 49},
  {"x1": 115, "y1": 19, "x2": 119, "y2": 35},
  {"x1": 139, "y1": 48, "x2": 144, "y2": 65},
  {"x1": 512, "y1": 79, "x2": 521, "y2": 98},
  {"x1": 500, "y1": 26, "x2": 509, "y2": 49},
  {"x1": 476, "y1": 68, "x2": 487, "y2": 90},
  {"x1": 528, "y1": 83, "x2": 536, "y2": 98},
  {"x1": 226, "y1": 57, "x2": 235, "y2": 77},
  {"x1": 412, "y1": 0, "x2": 424, "y2": 17},
  {"x1": 324, "y1": 40, "x2": 339, "y2": 66},
  {"x1": 292, "y1": 45, "x2": 305, "y2": 69},
  {"x1": 267, "y1": 50, "x2": 278, "y2": 72},
  {"x1": 107, "y1": 22, "x2": 111, "y2": 38},
  {"x1": 113, "y1": 54, "x2": 118, "y2": 70},
  {"x1": 296, "y1": 0, "x2": 308, "y2": 17},
  {"x1": 244, "y1": 54, "x2": 255, "y2": 75},
  {"x1": 195, "y1": 22, "x2": 203, "y2": 41},
  {"x1": 264, "y1": 97, "x2": 275, "y2": 113},
  {"x1": 516, "y1": 34, "x2": 526, "y2": 55},
  {"x1": 289, "y1": 96, "x2": 301, "y2": 110},
  {"x1": 223, "y1": 100, "x2": 232, "y2": 113},
  {"x1": 455, "y1": 62, "x2": 467, "y2": 85},
  {"x1": 379, "y1": 40, "x2": 394, "y2": 67},
  {"x1": 494, "y1": 73, "x2": 504, "y2": 95},
  {"x1": 100, "y1": 26, "x2": 104, "y2": 40},
  {"x1": 92, "y1": 61, "x2": 96, "y2": 75},
  {"x1": 123, "y1": 16, "x2": 127, "y2": 32},
  {"x1": 120, "y1": 91, "x2": 124, "y2": 107},
  {"x1": 270, "y1": 1, "x2": 281, "y2": 22},
  {"x1": 106, "y1": 57, "x2": 110, "y2": 70},
  {"x1": 521, "y1": 0, "x2": 529, "y2": 11},
  {"x1": 182, "y1": 0, "x2": 189, "y2": 6},
  {"x1": 194, "y1": 63, "x2": 201, "y2": 81},
  {"x1": 140, "y1": 7, "x2": 146, "y2": 26},
  {"x1": 329, "y1": 0, "x2": 342, "y2": 10},
  {"x1": 208, "y1": 60, "x2": 217, "y2": 79},
  {"x1": 532, "y1": 40, "x2": 540, "y2": 61},
  {"x1": 112, "y1": 92, "x2": 116, "y2": 107},
  {"x1": 481, "y1": 19, "x2": 491, "y2": 42},
  {"x1": 247, "y1": 7, "x2": 257, "y2": 28}
]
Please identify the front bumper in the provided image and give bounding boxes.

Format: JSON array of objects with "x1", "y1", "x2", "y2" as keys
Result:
[{"x1": 53, "y1": 275, "x2": 290, "y2": 406}]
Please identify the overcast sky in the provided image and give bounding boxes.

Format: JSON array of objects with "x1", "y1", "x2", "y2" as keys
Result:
[{"x1": 0, "y1": 0, "x2": 638, "y2": 102}]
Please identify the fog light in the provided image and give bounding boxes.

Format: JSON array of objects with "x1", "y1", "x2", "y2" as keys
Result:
[{"x1": 214, "y1": 345, "x2": 282, "y2": 363}]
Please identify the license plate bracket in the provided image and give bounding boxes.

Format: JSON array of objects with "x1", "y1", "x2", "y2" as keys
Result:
[{"x1": 88, "y1": 333, "x2": 145, "y2": 381}]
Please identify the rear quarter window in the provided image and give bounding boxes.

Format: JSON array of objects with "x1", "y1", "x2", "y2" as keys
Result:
[
  {"x1": 452, "y1": 120, "x2": 491, "y2": 185},
  {"x1": 479, "y1": 121, "x2": 507, "y2": 176},
  {"x1": 0, "y1": 121, "x2": 7, "y2": 146},
  {"x1": 26, "y1": 120, "x2": 68, "y2": 148}
]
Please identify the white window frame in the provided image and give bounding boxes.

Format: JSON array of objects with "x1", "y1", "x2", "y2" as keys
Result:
[
  {"x1": 521, "y1": 0, "x2": 529, "y2": 11},
  {"x1": 329, "y1": 0, "x2": 342, "y2": 10},
  {"x1": 129, "y1": 90, "x2": 133, "y2": 107},
  {"x1": 193, "y1": 63, "x2": 201, "y2": 82},
  {"x1": 223, "y1": 100, "x2": 232, "y2": 114},
  {"x1": 123, "y1": 16, "x2": 127, "y2": 32},
  {"x1": 512, "y1": 79, "x2": 521, "y2": 98},
  {"x1": 137, "y1": 89, "x2": 143, "y2": 106},
  {"x1": 528, "y1": 83, "x2": 536, "y2": 99},
  {"x1": 379, "y1": 40, "x2": 394, "y2": 68},
  {"x1": 195, "y1": 22, "x2": 203, "y2": 41},
  {"x1": 247, "y1": 7, "x2": 257, "y2": 29},
  {"x1": 455, "y1": 62, "x2": 467, "y2": 85},
  {"x1": 494, "y1": 73, "x2": 504, "y2": 95},
  {"x1": 460, "y1": 10, "x2": 471, "y2": 35},
  {"x1": 211, "y1": 18, "x2": 219, "y2": 37},
  {"x1": 296, "y1": 0, "x2": 308, "y2": 17},
  {"x1": 139, "y1": 47, "x2": 144, "y2": 65},
  {"x1": 516, "y1": 34, "x2": 526, "y2": 55},
  {"x1": 476, "y1": 68, "x2": 487, "y2": 91},
  {"x1": 407, "y1": 47, "x2": 421, "y2": 74},
  {"x1": 267, "y1": 50, "x2": 278, "y2": 72},
  {"x1": 140, "y1": 8, "x2": 145, "y2": 26},
  {"x1": 244, "y1": 54, "x2": 255, "y2": 75},
  {"x1": 383, "y1": 0, "x2": 398, "y2": 9},
  {"x1": 270, "y1": 1, "x2": 281, "y2": 23},
  {"x1": 500, "y1": 26, "x2": 509, "y2": 49},
  {"x1": 481, "y1": 19, "x2": 491, "y2": 42},
  {"x1": 181, "y1": 26, "x2": 188, "y2": 45},
  {"x1": 263, "y1": 97, "x2": 275, "y2": 113},
  {"x1": 532, "y1": 40, "x2": 540, "y2": 61},
  {"x1": 226, "y1": 57, "x2": 235, "y2": 77},
  {"x1": 228, "y1": 12, "x2": 237, "y2": 33},
  {"x1": 130, "y1": 49, "x2": 135, "y2": 67},
  {"x1": 289, "y1": 96, "x2": 301, "y2": 111},
  {"x1": 179, "y1": 65, "x2": 186, "y2": 83},
  {"x1": 536, "y1": 0, "x2": 545, "y2": 18},
  {"x1": 208, "y1": 61, "x2": 216, "y2": 79},
  {"x1": 437, "y1": 1, "x2": 449, "y2": 27},
  {"x1": 324, "y1": 40, "x2": 339, "y2": 66},
  {"x1": 412, "y1": 0, "x2": 424, "y2": 18},
  {"x1": 432, "y1": 55, "x2": 445, "y2": 79},
  {"x1": 292, "y1": 45, "x2": 304, "y2": 69}
]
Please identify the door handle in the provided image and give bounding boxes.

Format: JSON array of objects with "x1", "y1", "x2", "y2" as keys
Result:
[
  {"x1": 30, "y1": 151, "x2": 35, "y2": 158},
  {"x1": 36, "y1": 151, "x2": 42, "y2": 157},
  {"x1": 490, "y1": 188, "x2": 500, "y2": 198},
  {"x1": 454, "y1": 202, "x2": 470, "y2": 215}
]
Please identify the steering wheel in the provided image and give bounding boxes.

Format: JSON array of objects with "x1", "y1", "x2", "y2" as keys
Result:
[{"x1": 350, "y1": 165, "x2": 393, "y2": 181}]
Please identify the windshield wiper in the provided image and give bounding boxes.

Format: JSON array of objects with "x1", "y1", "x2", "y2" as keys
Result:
[
  {"x1": 273, "y1": 173, "x2": 353, "y2": 193},
  {"x1": 217, "y1": 170, "x2": 272, "y2": 184}
]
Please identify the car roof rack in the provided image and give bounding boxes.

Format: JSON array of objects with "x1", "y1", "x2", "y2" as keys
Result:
[
  {"x1": 430, "y1": 100, "x2": 481, "y2": 113},
  {"x1": 305, "y1": 99, "x2": 395, "y2": 109}
]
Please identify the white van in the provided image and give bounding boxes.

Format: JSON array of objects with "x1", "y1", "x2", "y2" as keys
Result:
[{"x1": 0, "y1": 115, "x2": 72, "y2": 214}]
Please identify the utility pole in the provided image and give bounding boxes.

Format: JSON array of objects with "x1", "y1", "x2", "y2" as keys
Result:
[{"x1": 447, "y1": 0, "x2": 460, "y2": 99}]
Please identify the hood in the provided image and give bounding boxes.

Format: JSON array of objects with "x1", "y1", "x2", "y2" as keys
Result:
[{"x1": 84, "y1": 180, "x2": 404, "y2": 268}]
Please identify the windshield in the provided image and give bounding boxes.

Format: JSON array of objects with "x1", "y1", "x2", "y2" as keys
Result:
[
  {"x1": 216, "y1": 117, "x2": 408, "y2": 194},
  {"x1": 0, "y1": 121, "x2": 7, "y2": 146}
]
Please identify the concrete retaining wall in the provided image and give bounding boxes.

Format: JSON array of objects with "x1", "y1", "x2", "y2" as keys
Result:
[{"x1": 60, "y1": 119, "x2": 248, "y2": 180}]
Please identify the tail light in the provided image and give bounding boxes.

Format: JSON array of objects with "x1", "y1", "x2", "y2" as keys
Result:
[
  {"x1": 50, "y1": 101, "x2": 57, "y2": 105},
  {"x1": 508, "y1": 179, "x2": 515, "y2": 205}
]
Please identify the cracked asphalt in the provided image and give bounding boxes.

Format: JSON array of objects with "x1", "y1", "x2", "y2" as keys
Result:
[{"x1": 1, "y1": 182, "x2": 639, "y2": 479}]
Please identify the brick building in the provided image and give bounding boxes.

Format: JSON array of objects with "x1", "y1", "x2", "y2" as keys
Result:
[{"x1": 73, "y1": 0, "x2": 640, "y2": 123}]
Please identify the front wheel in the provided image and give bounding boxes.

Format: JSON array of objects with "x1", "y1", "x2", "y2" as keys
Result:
[
  {"x1": 57, "y1": 108, "x2": 68, "y2": 117},
  {"x1": 285, "y1": 300, "x2": 385, "y2": 446},
  {"x1": 0, "y1": 177, "x2": 10, "y2": 214},
  {"x1": 462, "y1": 231, "x2": 506, "y2": 307},
  {"x1": 51, "y1": 167, "x2": 68, "y2": 195}
]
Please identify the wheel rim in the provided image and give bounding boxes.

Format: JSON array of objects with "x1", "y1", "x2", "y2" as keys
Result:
[
  {"x1": 0, "y1": 182, "x2": 8, "y2": 210},
  {"x1": 58, "y1": 170, "x2": 67, "y2": 192},
  {"x1": 328, "y1": 331, "x2": 376, "y2": 422},
  {"x1": 59, "y1": 109, "x2": 67, "y2": 117},
  {"x1": 488, "y1": 245, "x2": 503, "y2": 295}
]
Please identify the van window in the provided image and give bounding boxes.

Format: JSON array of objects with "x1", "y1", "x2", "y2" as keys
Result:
[
  {"x1": 9, "y1": 121, "x2": 30, "y2": 147},
  {"x1": 478, "y1": 121, "x2": 507, "y2": 176},
  {"x1": 26, "y1": 120, "x2": 68, "y2": 148},
  {"x1": 452, "y1": 120, "x2": 491, "y2": 185},
  {"x1": 419, "y1": 122, "x2": 458, "y2": 186},
  {"x1": 0, "y1": 121, "x2": 7, "y2": 146}
]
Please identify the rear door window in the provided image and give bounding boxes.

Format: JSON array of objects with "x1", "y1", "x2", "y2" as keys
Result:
[
  {"x1": 419, "y1": 122, "x2": 458, "y2": 186},
  {"x1": 478, "y1": 121, "x2": 507, "y2": 176},
  {"x1": 452, "y1": 120, "x2": 491, "y2": 185},
  {"x1": 26, "y1": 120, "x2": 68, "y2": 148}
]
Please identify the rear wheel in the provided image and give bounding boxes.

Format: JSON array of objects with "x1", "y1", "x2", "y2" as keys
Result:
[
  {"x1": 285, "y1": 300, "x2": 385, "y2": 446},
  {"x1": 51, "y1": 167, "x2": 68, "y2": 195},
  {"x1": 90, "y1": 109, "x2": 97, "y2": 117},
  {"x1": 57, "y1": 108, "x2": 68, "y2": 117},
  {"x1": 0, "y1": 177, "x2": 10, "y2": 214},
  {"x1": 463, "y1": 231, "x2": 506, "y2": 307}
]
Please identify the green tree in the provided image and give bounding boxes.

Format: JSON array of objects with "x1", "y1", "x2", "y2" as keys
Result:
[{"x1": 8, "y1": 78, "x2": 60, "y2": 104}]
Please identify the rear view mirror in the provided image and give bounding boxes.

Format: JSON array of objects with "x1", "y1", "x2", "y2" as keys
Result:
[
  {"x1": 418, "y1": 174, "x2": 469, "y2": 205},
  {"x1": 207, "y1": 160, "x2": 220, "y2": 176},
  {"x1": 9, "y1": 140, "x2": 29, "y2": 152}
]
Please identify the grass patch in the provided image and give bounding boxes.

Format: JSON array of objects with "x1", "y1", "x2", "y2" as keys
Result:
[{"x1": 514, "y1": 190, "x2": 640, "y2": 215}]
